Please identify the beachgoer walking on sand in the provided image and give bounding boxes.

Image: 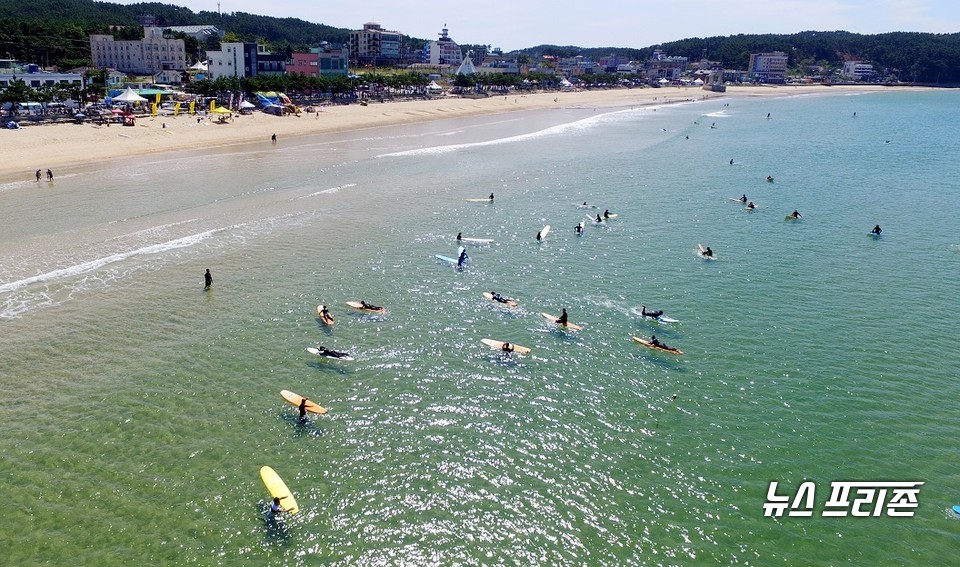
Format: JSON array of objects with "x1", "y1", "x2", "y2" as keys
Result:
[
  {"x1": 35, "y1": 169, "x2": 41, "y2": 182},
  {"x1": 204, "y1": 268, "x2": 212, "y2": 289},
  {"x1": 46, "y1": 169, "x2": 53, "y2": 181}
]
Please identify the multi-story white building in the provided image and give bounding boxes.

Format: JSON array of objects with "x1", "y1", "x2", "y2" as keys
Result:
[
  {"x1": 349, "y1": 23, "x2": 402, "y2": 65},
  {"x1": 748, "y1": 51, "x2": 788, "y2": 84},
  {"x1": 90, "y1": 26, "x2": 186, "y2": 75},
  {"x1": 423, "y1": 26, "x2": 463, "y2": 67},
  {"x1": 842, "y1": 61, "x2": 875, "y2": 80}
]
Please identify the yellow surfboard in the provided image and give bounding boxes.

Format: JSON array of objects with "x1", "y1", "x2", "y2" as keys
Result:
[
  {"x1": 260, "y1": 466, "x2": 299, "y2": 514},
  {"x1": 280, "y1": 389, "x2": 328, "y2": 415}
]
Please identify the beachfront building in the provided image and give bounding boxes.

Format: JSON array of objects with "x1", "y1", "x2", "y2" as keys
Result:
[
  {"x1": 0, "y1": 60, "x2": 85, "y2": 89},
  {"x1": 349, "y1": 23, "x2": 403, "y2": 67},
  {"x1": 557, "y1": 55, "x2": 600, "y2": 78},
  {"x1": 206, "y1": 43, "x2": 284, "y2": 79},
  {"x1": 842, "y1": 61, "x2": 875, "y2": 81},
  {"x1": 477, "y1": 56, "x2": 520, "y2": 76},
  {"x1": 645, "y1": 50, "x2": 688, "y2": 81},
  {"x1": 456, "y1": 52, "x2": 478, "y2": 75},
  {"x1": 90, "y1": 26, "x2": 187, "y2": 75},
  {"x1": 287, "y1": 46, "x2": 349, "y2": 77},
  {"x1": 748, "y1": 51, "x2": 788, "y2": 84},
  {"x1": 422, "y1": 26, "x2": 463, "y2": 67}
]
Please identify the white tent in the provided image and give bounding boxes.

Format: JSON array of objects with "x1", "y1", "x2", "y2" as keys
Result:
[
  {"x1": 112, "y1": 87, "x2": 148, "y2": 103},
  {"x1": 239, "y1": 99, "x2": 256, "y2": 109},
  {"x1": 426, "y1": 81, "x2": 442, "y2": 91},
  {"x1": 559, "y1": 78, "x2": 573, "y2": 88},
  {"x1": 657, "y1": 78, "x2": 670, "y2": 85},
  {"x1": 692, "y1": 78, "x2": 705, "y2": 86}
]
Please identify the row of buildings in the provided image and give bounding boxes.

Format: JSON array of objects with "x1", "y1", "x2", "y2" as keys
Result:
[{"x1": 2, "y1": 18, "x2": 881, "y2": 92}]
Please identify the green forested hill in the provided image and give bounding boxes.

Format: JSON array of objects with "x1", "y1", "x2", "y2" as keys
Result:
[
  {"x1": 522, "y1": 30, "x2": 960, "y2": 84},
  {"x1": 0, "y1": 0, "x2": 353, "y2": 68}
]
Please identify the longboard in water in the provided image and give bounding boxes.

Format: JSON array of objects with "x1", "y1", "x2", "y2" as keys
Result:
[
  {"x1": 481, "y1": 338, "x2": 531, "y2": 354},
  {"x1": 641, "y1": 312, "x2": 679, "y2": 324},
  {"x1": 466, "y1": 198, "x2": 493, "y2": 203},
  {"x1": 280, "y1": 389, "x2": 328, "y2": 415},
  {"x1": 346, "y1": 300, "x2": 386, "y2": 313},
  {"x1": 316, "y1": 304, "x2": 334, "y2": 326},
  {"x1": 952, "y1": 505, "x2": 960, "y2": 516},
  {"x1": 436, "y1": 254, "x2": 457, "y2": 264},
  {"x1": 460, "y1": 237, "x2": 493, "y2": 245},
  {"x1": 260, "y1": 466, "x2": 299, "y2": 514},
  {"x1": 540, "y1": 312, "x2": 582, "y2": 331},
  {"x1": 784, "y1": 215, "x2": 802, "y2": 221},
  {"x1": 483, "y1": 292, "x2": 518, "y2": 307},
  {"x1": 306, "y1": 346, "x2": 354, "y2": 361},
  {"x1": 632, "y1": 336, "x2": 683, "y2": 355}
]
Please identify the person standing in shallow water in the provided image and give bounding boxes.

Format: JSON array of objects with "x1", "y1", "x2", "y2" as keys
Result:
[
  {"x1": 271, "y1": 133, "x2": 277, "y2": 144},
  {"x1": 46, "y1": 169, "x2": 53, "y2": 181},
  {"x1": 35, "y1": 169, "x2": 41, "y2": 182},
  {"x1": 204, "y1": 269, "x2": 212, "y2": 289}
]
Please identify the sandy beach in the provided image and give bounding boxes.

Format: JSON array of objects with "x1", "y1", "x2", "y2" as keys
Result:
[{"x1": 0, "y1": 84, "x2": 906, "y2": 183}]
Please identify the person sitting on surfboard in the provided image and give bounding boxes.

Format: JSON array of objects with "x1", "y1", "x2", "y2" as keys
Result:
[
  {"x1": 360, "y1": 300, "x2": 382, "y2": 311},
  {"x1": 501, "y1": 342, "x2": 514, "y2": 352},
  {"x1": 871, "y1": 225, "x2": 882, "y2": 235},
  {"x1": 746, "y1": 201, "x2": 756, "y2": 210},
  {"x1": 740, "y1": 194, "x2": 747, "y2": 203},
  {"x1": 604, "y1": 209, "x2": 610, "y2": 219},
  {"x1": 595, "y1": 214, "x2": 602, "y2": 223},
  {"x1": 575, "y1": 223, "x2": 583, "y2": 235},
  {"x1": 320, "y1": 305, "x2": 333, "y2": 321},
  {"x1": 556, "y1": 308, "x2": 569, "y2": 326},
  {"x1": 790, "y1": 210, "x2": 802, "y2": 219},
  {"x1": 456, "y1": 232, "x2": 462, "y2": 241},
  {"x1": 488, "y1": 193, "x2": 494, "y2": 200},
  {"x1": 703, "y1": 247, "x2": 713, "y2": 257}
]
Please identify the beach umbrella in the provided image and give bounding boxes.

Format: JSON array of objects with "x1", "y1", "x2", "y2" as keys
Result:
[{"x1": 210, "y1": 106, "x2": 232, "y2": 114}]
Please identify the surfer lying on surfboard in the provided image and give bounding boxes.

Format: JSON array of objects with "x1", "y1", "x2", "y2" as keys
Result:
[
  {"x1": 360, "y1": 300, "x2": 383, "y2": 311},
  {"x1": 641, "y1": 305, "x2": 664, "y2": 319},
  {"x1": 314, "y1": 345, "x2": 351, "y2": 359},
  {"x1": 649, "y1": 335, "x2": 680, "y2": 353}
]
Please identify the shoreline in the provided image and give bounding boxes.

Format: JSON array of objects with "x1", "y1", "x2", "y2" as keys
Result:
[{"x1": 0, "y1": 84, "x2": 922, "y2": 183}]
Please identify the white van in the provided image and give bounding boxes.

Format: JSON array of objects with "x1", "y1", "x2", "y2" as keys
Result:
[{"x1": 16, "y1": 102, "x2": 43, "y2": 116}]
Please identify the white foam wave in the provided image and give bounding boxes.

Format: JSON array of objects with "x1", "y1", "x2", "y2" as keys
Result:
[
  {"x1": 302, "y1": 183, "x2": 356, "y2": 199},
  {"x1": 0, "y1": 229, "x2": 216, "y2": 294},
  {"x1": 376, "y1": 108, "x2": 647, "y2": 158}
]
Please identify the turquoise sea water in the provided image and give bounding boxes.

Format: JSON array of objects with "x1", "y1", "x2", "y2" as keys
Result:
[{"x1": 2, "y1": 89, "x2": 960, "y2": 565}]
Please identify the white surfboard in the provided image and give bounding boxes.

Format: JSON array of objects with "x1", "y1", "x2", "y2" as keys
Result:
[{"x1": 538, "y1": 225, "x2": 551, "y2": 241}]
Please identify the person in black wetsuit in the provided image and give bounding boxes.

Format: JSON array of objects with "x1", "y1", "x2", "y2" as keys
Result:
[
  {"x1": 456, "y1": 232, "x2": 462, "y2": 241},
  {"x1": 360, "y1": 300, "x2": 382, "y2": 311},
  {"x1": 299, "y1": 397, "x2": 308, "y2": 420},
  {"x1": 871, "y1": 225, "x2": 882, "y2": 235},
  {"x1": 204, "y1": 268, "x2": 212, "y2": 289},
  {"x1": 556, "y1": 308, "x2": 568, "y2": 325},
  {"x1": 457, "y1": 248, "x2": 469, "y2": 267},
  {"x1": 501, "y1": 342, "x2": 514, "y2": 352}
]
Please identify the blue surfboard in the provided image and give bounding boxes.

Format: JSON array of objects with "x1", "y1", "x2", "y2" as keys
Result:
[
  {"x1": 435, "y1": 254, "x2": 456, "y2": 264},
  {"x1": 952, "y1": 505, "x2": 960, "y2": 516}
]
